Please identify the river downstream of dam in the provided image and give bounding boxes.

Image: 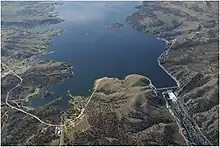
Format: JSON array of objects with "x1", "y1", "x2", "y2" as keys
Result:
[{"x1": 28, "y1": 2, "x2": 177, "y2": 109}]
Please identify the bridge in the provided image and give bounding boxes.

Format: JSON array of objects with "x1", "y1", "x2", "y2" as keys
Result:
[{"x1": 156, "y1": 86, "x2": 178, "y2": 91}]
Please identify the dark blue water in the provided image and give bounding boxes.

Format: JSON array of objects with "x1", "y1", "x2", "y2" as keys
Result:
[{"x1": 28, "y1": 2, "x2": 177, "y2": 109}]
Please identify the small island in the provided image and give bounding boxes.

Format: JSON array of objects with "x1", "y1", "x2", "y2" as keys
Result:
[{"x1": 105, "y1": 22, "x2": 124, "y2": 29}]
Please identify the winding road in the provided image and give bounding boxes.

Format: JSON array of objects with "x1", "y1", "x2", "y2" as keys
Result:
[
  {"x1": 2, "y1": 63, "x2": 103, "y2": 129},
  {"x1": 3, "y1": 63, "x2": 64, "y2": 127},
  {"x1": 162, "y1": 94, "x2": 188, "y2": 144},
  {"x1": 157, "y1": 39, "x2": 213, "y2": 145},
  {"x1": 2, "y1": 36, "x2": 213, "y2": 146},
  {"x1": 157, "y1": 38, "x2": 180, "y2": 88}
]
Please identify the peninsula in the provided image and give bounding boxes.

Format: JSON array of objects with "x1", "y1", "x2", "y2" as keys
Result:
[{"x1": 1, "y1": 1, "x2": 218, "y2": 146}]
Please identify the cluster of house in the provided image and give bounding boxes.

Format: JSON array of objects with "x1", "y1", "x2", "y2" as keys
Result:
[{"x1": 54, "y1": 126, "x2": 61, "y2": 136}]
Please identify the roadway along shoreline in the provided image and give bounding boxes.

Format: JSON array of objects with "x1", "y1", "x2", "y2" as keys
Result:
[
  {"x1": 157, "y1": 38, "x2": 180, "y2": 88},
  {"x1": 2, "y1": 63, "x2": 64, "y2": 127},
  {"x1": 157, "y1": 39, "x2": 212, "y2": 145},
  {"x1": 66, "y1": 77, "x2": 105, "y2": 123},
  {"x1": 157, "y1": 38, "x2": 189, "y2": 144},
  {"x1": 2, "y1": 63, "x2": 103, "y2": 129}
]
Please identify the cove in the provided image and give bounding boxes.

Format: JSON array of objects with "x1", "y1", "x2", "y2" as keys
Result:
[{"x1": 28, "y1": 2, "x2": 177, "y2": 109}]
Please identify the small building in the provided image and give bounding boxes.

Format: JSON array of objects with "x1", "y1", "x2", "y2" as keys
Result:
[
  {"x1": 57, "y1": 130, "x2": 61, "y2": 136},
  {"x1": 167, "y1": 90, "x2": 177, "y2": 103},
  {"x1": 162, "y1": 90, "x2": 177, "y2": 103},
  {"x1": 54, "y1": 126, "x2": 61, "y2": 136}
]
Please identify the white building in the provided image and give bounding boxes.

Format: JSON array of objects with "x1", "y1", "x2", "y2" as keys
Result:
[
  {"x1": 54, "y1": 126, "x2": 61, "y2": 136},
  {"x1": 167, "y1": 90, "x2": 177, "y2": 103}
]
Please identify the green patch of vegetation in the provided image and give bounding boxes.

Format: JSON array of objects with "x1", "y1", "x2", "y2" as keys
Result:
[
  {"x1": 67, "y1": 90, "x2": 75, "y2": 99},
  {"x1": 66, "y1": 90, "x2": 86, "y2": 120}
]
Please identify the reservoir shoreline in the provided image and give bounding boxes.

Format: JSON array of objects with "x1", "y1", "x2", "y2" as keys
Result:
[
  {"x1": 29, "y1": 2, "x2": 178, "y2": 109},
  {"x1": 157, "y1": 38, "x2": 180, "y2": 88}
]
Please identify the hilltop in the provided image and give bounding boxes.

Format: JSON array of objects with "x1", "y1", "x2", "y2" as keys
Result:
[{"x1": 63, "y1": 74, "x2": 186, "y2": 145}]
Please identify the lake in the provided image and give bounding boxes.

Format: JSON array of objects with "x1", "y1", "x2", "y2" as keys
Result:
[{"x1": 28, "y1": 2, "x2": 177, "y2": 109}]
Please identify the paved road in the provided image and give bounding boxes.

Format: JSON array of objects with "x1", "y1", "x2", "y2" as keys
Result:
[
  {"x1": 2, "y1": 63, "x2": 103, "y2": 129},
  {"x1": 59, "y1": 116, "x2": 64, "y2": 146},
  {"x1": 157, "y1": 39, "x2": 180, "y2": 88},
  {"x1": 158, "y1": 39, "x2": 188, "y2": 144},
  {"x1": 156, "y1": 86, "x2": 178, "y2": 91},
  {"x1": 157, "y1": 39, "x2": 212, "y2": 146},
  {"x1": 70, "y1": 78, "x2": 106, "y2": 122},
  {"x1": 161, "y1": 88, "x2": 212, "y2": 145},
  {"x1": 3, "y1": 36, "x2": 213, "y2": 145},
  {"x1": 174, "y1": 101, "x2": 213, "y2": 145},
  {"x1": 2, "y1": 63, "x2": 64, "y2": 127},
  {"x1": 162, "y1": 93, "x2": 188, "y2": 144}
]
